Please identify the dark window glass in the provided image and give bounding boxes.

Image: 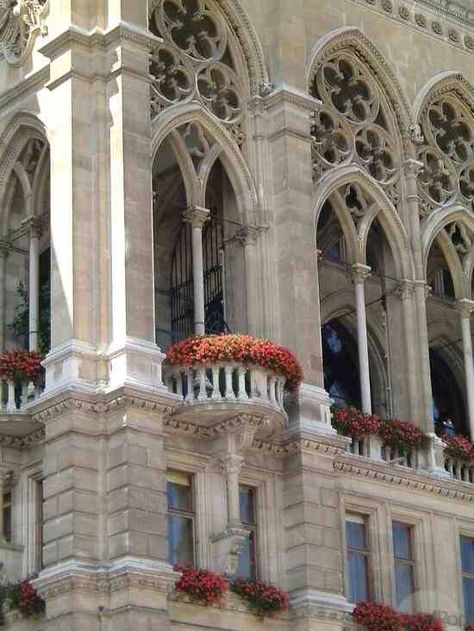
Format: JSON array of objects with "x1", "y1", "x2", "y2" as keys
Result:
[
  {"x1": 3, "y1": 492, "x2": 12, "y2": 543},
  {"x1": 346, "y1": 516, "x2": 370, "y2": 603},
  {"x1": 36, "y1": 480, "x2": 43, "y2": 570},
  {"x1": 237, "y1": 486, "x2": 257, "y2": 579},
  {"x1": 167, "y1": 472, "x2": 194, "y2": 566},
  {"x1": 323, "y1": 321, "x2": 363, "y2": 409},
  {"x1": 393, "y1": 523, "x2": 415, "y2": 612},
  {"x1": 461, "y1": 536, "x2": 474, "y2": 623},
  {"x1": 430, "y1": 349, "x2": 467, "y2": 436}
]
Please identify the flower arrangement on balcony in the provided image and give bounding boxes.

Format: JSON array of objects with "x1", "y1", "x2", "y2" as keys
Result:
[
  {"x1": 174, "y1": 566, "x2": 228, "y2": 607},
  {"x1": 0, "y1": 349, "x2": 43, "y2": 384},
  {"x1": 166, "y1": 334, "x2": 303, "y2": 391},
  {"x1": 332, "y1": 406, "x2": 381, "y2": 438},
  {"x1": 352, "y1": 603, "x2": 444, "y2": 631},
  {"x1": 230, "y1": 578, "x2": 289, "y2": 620},
  {"x1": 0, "y1": 580, "x2": 45, "y2": 623},
  {"x1": 443, "y1": 435, "x2": 474, "y2": 463},
  {"x1": 379, "y1": 418, "x2": 428, "y2": 454}
]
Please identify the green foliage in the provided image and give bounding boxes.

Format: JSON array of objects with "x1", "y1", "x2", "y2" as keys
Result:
[{"x1": 9, "y1": 281, "x2": 50, "y2": 355}]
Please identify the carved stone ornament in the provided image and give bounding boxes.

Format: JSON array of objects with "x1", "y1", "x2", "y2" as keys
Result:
[
  {"x1": 418, "y1": 96, "x2": 474, "y2": 214},
  {"x1": 149, "y1": 0, "x2": 243, "y2": 128},
  {"x1": 310, "y1": 52, "x2": 400, "y2": 189},
  {"x1": 0, "y1": 0, "x2": 47, "y2": 65}
]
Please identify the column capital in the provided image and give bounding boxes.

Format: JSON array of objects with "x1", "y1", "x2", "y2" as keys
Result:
[
  {"x1": 21, "y1": 215, "x2": 43, "y2": 238},
  {"x1": 349, "y1": 264, "x2": 371, "y2": 284},
  {"x1": 396, "y1": 279, "x2": 416, "y2": 300},
  {"x1": 236, "y1": 226, "x2": 260, "y2": 247},
  {"x1": 0, "y1": 469, "x2": 18, "y2": 489},
  {"x1": 402, "y1": 158, "x2": 424, "y2": 178},
  {"x1": 456, "y1": 299, "x2": 474, "y2": 318},
  {"x1": 183, "y1": 206, "x2": 210, "y2": 229},
  {"x1": 220, "y1": 454, "x2": 245, "y2": 476}
]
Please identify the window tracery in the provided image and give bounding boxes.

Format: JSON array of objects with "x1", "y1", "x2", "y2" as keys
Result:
[
  {"x1": 149, "y1": 0, "x2": 244, "y2": 138},
  {"x1": 310, "y1": 53, "x2": 399, "y2": 189},
  {"x1": 418, "y1": 96, "x2": 474, "y2": 214}
]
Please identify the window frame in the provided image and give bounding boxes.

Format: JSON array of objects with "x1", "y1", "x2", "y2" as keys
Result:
[
  {"x1": 392, "y1": 521, "x2": 417, "y2": 613},
  {"x1": 345, "y1": 512, "x2": 372, "y2": 603},
  {"x1": 3, "y1": 490, "x2": 12, "y2": 543},
  {"x1": 238, "y1": 484, "x2": 259, "y2": 580},
  {"x1": 460, "y1": 533, "x2": 474, "y2": 625},
  {"x1": 167, "y1": 470, "x2": 196, "y2": 567}
]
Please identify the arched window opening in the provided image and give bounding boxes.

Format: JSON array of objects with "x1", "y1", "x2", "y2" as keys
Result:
[
  {"x1": 323, "y1": 320, "x2": 361, "y2": 409},
  {"x1": 427, "y1": 242, "x2": 456, "y2": 300},
  {"x1": 2, "y1": 135, "x2": 51, "y2": 355},
  {"x1": 430, "y1": 348, "x2": 467, "y2": 436},
  {"x1": 153, "y1": 133, "x2": 246, "y2": 349}
]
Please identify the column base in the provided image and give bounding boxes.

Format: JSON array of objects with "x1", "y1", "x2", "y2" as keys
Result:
[
  {"x1": 289, "y1": 383, "x2": 336, "y2": 436},
  {"x1": 290, "y1": 590, "x2": 353, "y2": 630}
]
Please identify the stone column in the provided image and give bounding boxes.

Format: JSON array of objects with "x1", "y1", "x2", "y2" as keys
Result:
[
  {"x1": 183, "y1": 207, "x2": 210, "y2": 335},
  {"x1": 458, "y1": 300, "x2": 474, "y2": 439},
  {"x1": 397, "y1": 280, "x2": 418, "y2": 419},
  {"x1": 238, "y1": 227, "x2": 259, "y2": 335},
  {"x1": 0, "y1": 246, "x2": 9, "y2": 351},
  {"x1": 220, "y1": 454, "x2": 244, "y2": 527},
  {"x1": 0, "y1": 471, "x2": 4, "y2": 543},
  {"x1": 27, "y1": 218, "x2": 41, "y2": 351},
  {"x1": 351, "y1": 265, "x2": 372, "y2": 415},
  {"x1": 265, "y1": 88, "x2": 333, "y2": 430}
]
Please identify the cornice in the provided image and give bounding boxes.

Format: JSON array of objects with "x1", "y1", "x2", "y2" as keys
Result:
[
  {"x1": 350, "y1": 0, "x2": 474, "y2": 53},
  {"x1": 0, "y1": 427, "x2": 44, "y2": 449},
  {"x1": 334, "y1": 456, "x2": 474, "y2": 502},
  {"x1": 0, "y1": 66, "x2": 50, "y2": 115}
]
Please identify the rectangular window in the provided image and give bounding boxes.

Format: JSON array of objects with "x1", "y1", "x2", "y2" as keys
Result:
[
  {"x1": 237, "y1": 485, "x2": 258, "y2": 579},
  {"x1": 35, "y1": 480, "x2": 43, "y2": 570},
  {"x1": 461, "y1": 536, "x2": 474, "y2": 624},
  {"x1": 393, "y1": 522, "x2": 416, "y2": 612},
  {"x1": 167, "y1": 471, "x2": 194, "y2": 567},
  {"x1": 346, "y1": 514, "x2": 371, "y2": 603},
  {"x1": 3, "y1": 491, "x2": 12, "y2": 543}
]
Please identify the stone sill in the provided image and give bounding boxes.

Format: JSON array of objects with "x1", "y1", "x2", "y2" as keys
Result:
[{"x1": 169, "y1": 592, "x2": 288, "y2": 629}]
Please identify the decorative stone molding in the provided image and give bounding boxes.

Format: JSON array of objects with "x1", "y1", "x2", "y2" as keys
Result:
[
  {"x1": 0, "y1": 0, "x2": 48, "y2": 66},
  {"x1": 334, "y1": 457, "x2": 474, "y2": 502},
  {"x1": 350, "y1": 0, "x2": 474, "y2": 55},
  {"x1": 0, "y1": 427, "x2": 44, "y2": 449},
  {"x1": 211, "y1": 525, "x2": 249, "y2": 576}
]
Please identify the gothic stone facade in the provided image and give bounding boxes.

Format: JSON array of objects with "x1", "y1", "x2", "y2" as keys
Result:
[{"x1": 1, "y1": 0, "x2": 474, "y2": 630}]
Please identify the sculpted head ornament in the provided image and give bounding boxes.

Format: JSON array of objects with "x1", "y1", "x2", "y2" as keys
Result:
[{"x1": 0, "y1": 0, "x2": 47, "y2": 65}]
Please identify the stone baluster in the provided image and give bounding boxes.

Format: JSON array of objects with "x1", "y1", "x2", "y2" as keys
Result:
[{"x1": 211, "y1": 367, "x2": 221, "y2": 400}]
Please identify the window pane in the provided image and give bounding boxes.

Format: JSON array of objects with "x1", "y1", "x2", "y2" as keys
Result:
[
  {"x1": 464, "y1": 577, "x2": 474, "y2": 623},
  {"x1": 168, "y1": 515, "x2": 194, "y2": 566},
  {"x1": 346, "y1": 520, "x2": 367, "y2": 551},
  {"x1": 347, "y1": 552, "x2": 369, "y2": 603},
  {"x1": 461, "y1": 537, "x2": 474, "y2": 574},
  {"x1": 237, "y1": 531, "x2": 257, "y2": 579},
  {"x1": 167, "y1": 480, "x2": 192, "y2": 512},
  {"x1": 395, "y1": 563, "x2": 414, "y2": 612},
  {"x1": 239, "y1": 487, "x2": 256, "y2": 525},
  {"x1": 393, "y1": 523, "x2": 412, "y2": 560}
]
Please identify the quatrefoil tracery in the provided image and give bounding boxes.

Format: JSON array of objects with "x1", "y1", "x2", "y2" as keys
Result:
[
  {"x1": 418, "y1": 97, "x2": 474, "y2": 215},
  {"x1": 149, "y1": 0, "x2": 243, "y2": 130},
  {"x1": 310, "y1": 54, "x2": 398, "y2": 187}
]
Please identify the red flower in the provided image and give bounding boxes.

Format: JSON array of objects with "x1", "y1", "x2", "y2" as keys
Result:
[
  {"x1": 0, "y1": 350, "x2": 43, "y2": 383},
  {"x1": 352, "y1": 602, "x2": 444, "y2": 631},
  {"x1": 379, "y1": 419, "x2": 427, "y2": 452},
  {"x1": 174, "y1": 566, "x2": 228, "y2": 606},
  {"x1": 231, "y1": 578, "x2": 288, "y2": 620},
  {"x1": 444, "y1": 435, "x2": 474, "y2": 463},
  {"x1": 166, "y1": 334, "x2": 303, "y2": 392},
  {"x1": 332, "y1": 407, "x2": 381, "y2": 438}
]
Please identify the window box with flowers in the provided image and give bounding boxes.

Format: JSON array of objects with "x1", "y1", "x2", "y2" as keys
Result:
[
  {"x1": 173, "y1": 566, "x2": 229, "y2": 607},
  {"x1": 0, "y1": 350, "x2": 43, "y2": 412},
  {"x1": 230, "y1": 578, "x2": 289, "y2": 620},
  {"x1": 0, "y1": 580, "x2": 45, "y2": 627},
  {"x1": 352, "y1": 602, "x2": 444, "y2": 630},
  {"x1": 165, "y1": 334, "x2": 303, "y2": 427}
]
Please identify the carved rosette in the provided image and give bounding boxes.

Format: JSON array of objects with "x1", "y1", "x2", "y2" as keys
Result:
[
  {"x1": 149, "y1": 0, "x2": 244, "y2": 136},
  {"x1": 417, "y1": 96, "x2": 474, "y2": 215},
  {"x1": 309, "y1": 52, "x2": 399, "y2": 191},
  {"x1": 0, "y1": 0, "x2": 48, "y2": 66}
]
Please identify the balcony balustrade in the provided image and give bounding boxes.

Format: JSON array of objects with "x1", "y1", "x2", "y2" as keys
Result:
[{"x1": 164, "y1": 362, "x2": 287, "y2": 432}]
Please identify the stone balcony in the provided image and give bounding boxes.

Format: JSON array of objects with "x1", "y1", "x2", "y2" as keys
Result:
[
  {"x1": 0, "y1": 378, "x2": 43, "y2": 444},
  {"x1": 164, "y1": 362, "x2": 287, "y2": 437}
]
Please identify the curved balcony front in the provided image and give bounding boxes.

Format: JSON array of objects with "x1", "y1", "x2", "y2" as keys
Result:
[{"x1": 164, "y1": 362, "x2": 287, "y2": 435}]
